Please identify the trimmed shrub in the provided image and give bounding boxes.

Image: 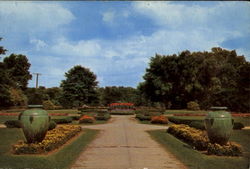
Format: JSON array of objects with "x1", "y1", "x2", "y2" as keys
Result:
[
  {"x1": 187, "y1": 101, "x2": 200, "y2": 110},
  {"x1": 233, "y1": 122, "x2": 244, "y2": 130},
  {"x1": 151, "y1": 116, "x2": 168, "y2": 124},
  {"x1": 52, "y1": 117, "x2": 73, "y2": 124},
  {"x1": 95, "y1": 113, "x2": 111, "y2": 121},
  {"x1": 168, "y1": 116, "x2": 195, "y2": 125},
  {"x1": 4, "y1": 120, "x2": 22, "y2": 128},
  {"x1": 189, "y1": 121, "x2": 205, "y2": 130},
  {"x1": 70, "y1": 115, "x2": 81, "y2": 121},
  {"x1": 79, "y1": 115, "x2": 95, "y2": 124},
  {"x1": 207, "y1": 142, "x2": 242, "y2": 156},
  {"x1": 48, "y1": 121, "x2": 57, "y2": 130},
  {"x1": 43, "y1": 100, "x2": 56, "y2": 110}
]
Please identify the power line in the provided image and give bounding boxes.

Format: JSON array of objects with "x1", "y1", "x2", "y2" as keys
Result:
[{"x1": 33, "y1": 73, "x2": 42, "y2": 88}]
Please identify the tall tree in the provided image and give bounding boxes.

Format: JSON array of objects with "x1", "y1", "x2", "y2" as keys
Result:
[
  {"x1": 0, "y1": 38, "x2": 12, "y2": 107},
  {"x1": 3, "y1": 54, "x2": 32, "y2": 90},
  {"x1": 60, "y1": 65, "x2": 98, "y2": 108},
  {"x1": 139, "y1": 48, "x2": 249, "y2": 112}
]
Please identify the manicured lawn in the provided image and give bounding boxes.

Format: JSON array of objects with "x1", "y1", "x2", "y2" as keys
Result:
[
  {"x1": 0, "y1": 116, "x2": 17, "y2": 123},
  {"x1": 135, "y1": 118, "x2": 169, "y2": 126},
  {"x1": 165, "y1": 109, "x2": 207, "y2": 115},
  {"x1": 234, "y1": 117, "x2": 250, "y2": 126},
  {"x1": 148, "y1": 129, "x2": 250, "y2": 169},
  {"x1": 47, "y1": 109, "x2": 80, "y2": 114},
  {"x1": 0, "y1": 128, "x2": 99, "y2": 169}
]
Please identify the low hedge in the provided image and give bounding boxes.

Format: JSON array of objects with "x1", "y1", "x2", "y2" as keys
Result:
[
  {"x1": 109, "y1": 110, "x2": 135, "y2": 115},
  {"x1": 48, "y1": 121, "x2": 57, "y2": 130},
  {"x1": 12, "y1": 125, "x2": 82, "y2": 154},
  {"x1": 168, "y1": 116, "x2": 198, "y2": 125},
  {"x1": 233, "y1": 122, "x2": 245, "y2": 130},
  {"x1": 189, "y1": 121, "x2": 205, "y2": 130},
  {"x1": 52, "y1": 117, "x2": 73, "y2": 124},
  {"x1": 4, "y1": 120, "x2": 22, "y2": 128},
  {"x1": 136, "y1": 114, "x2": 151, "y2": 121},
  {"x1": 95, "y1": 113, "x2": 111, "y2": 121}
]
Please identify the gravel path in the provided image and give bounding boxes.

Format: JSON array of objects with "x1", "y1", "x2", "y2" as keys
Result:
[{"x1": 71, "y1": 115, "x2": 187, "y2": 169}]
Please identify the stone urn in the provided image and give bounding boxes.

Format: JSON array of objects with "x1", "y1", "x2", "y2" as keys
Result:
[
  {"x1": 204, "y1": 107, "x2": 233, "y2": 145},
  {"x1": 19, "y1": 105, "x2": 50, "y2": 143}
]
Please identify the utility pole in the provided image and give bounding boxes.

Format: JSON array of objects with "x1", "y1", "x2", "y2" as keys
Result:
[{"x1": 33, "y1": 73, "x2": 42, "y2": 88}]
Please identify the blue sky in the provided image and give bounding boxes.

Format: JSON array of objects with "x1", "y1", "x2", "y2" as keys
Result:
[{"x1": 0, "y1": 1, "x2": 249, "y2": 88}]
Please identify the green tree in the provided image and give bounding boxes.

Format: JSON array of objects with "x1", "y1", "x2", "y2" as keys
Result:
[
  {"x1": 0, "y1": 38, "x2": 12, "y2": 107},
  {"x1": 60, "y1": 65, "x2": 98, "y2": 108},
  {"x1": 3, "y1": 54, "x2": 32, "y2": 90},
  {"x1": 139, "y1": 48, "x2": 249, "y2": 112}
]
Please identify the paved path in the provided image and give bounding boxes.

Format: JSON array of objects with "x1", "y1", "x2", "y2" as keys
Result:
[{"x1": 71, "y1": 115, "x2": 187, "y2": 169}]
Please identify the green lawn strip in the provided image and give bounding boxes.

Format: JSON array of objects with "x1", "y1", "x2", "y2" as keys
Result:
[
  {"x1": 148, "y1": 129, "x2": 249, "y2": 169},
  {"x1": 164, "y1": 109, "x2": 207, "y2": 115},
  {"x1": 234, "y1": 117, "x2": 250, "y2": 126},
  {"x1": 47, "y1": 109, "x2": 80, "y2": 114},
  {"x1": 0, "y1": 116, "x2": 18, "y2": 124},
  {"x1": 0, "y1": 128, "x2": 99, "y2": 169},
  {"x1": 135, "y1": 118, "x2": 169, "y2": 126}
]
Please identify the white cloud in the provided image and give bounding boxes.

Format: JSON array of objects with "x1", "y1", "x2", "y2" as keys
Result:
[
  {"x1": 30, "y1": 39, "x2": 48, "y2": 51},
  {"x1": 132, "y1": 1, "x2": 250, "y2": 35},
  {"x1": 0, "y1": 2, "x2": 74, "y2": 33},
  {"x1": 51, "y1": 38, "x2": 101, "y2": 57},
  {"x1": 102, "y1": 10, "x2": 115, "y2": 23}
]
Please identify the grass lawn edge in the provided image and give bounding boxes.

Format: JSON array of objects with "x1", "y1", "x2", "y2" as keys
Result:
[{"x1": 147, "y1": 129, "x2": 248, "y2": 169}]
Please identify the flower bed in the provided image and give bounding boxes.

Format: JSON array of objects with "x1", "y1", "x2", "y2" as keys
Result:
[
  {"x1": 79, "y1": 115, "x2": 95, "y2": 123},
  {"x1": 167, "y1": 124, "x2": 209, "y2": 151},
  {"x1": 167, "y1": 124, "x2": 242, "y2": 156},
  {"x1": 12, "y1": 125, "x2": 82, "y2": 154},
  {"x1": 151, "y1": 115, "x2": 168, "y2": 124}
]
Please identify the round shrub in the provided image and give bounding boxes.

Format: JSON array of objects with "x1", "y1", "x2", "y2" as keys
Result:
[
  {"x1": 4, "y1": 120, "x2": 22, "y2": 128},
  {"x1": 187, "y1": 101, "x2": 200, "y2": 110},
  {"x1": 189, "y1": 121, "x2": 205, "y2": 130},
  {"x1": 52, "y1": 117, "x2": 73, "y2": 124},
  {"x1": 48, "y1": 121, "x2": 57, "y2": 130},
  {"x1": 43, "y1": 100, "x2": 56, "y2": 110},
  {"x1": 233, "y1": 122, "x2": 244, "y2": 130}
]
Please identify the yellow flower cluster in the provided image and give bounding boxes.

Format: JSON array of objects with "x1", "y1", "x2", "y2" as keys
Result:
[
  {"x1": 208, "y1": 142, "x2": 242, "y2": 156},
  {"x1": 167, "y1": 124, "x2": 209, "y2": 151},
  {"x1": 13, "y1": 125, "x2": 82, "y2": 154},
  {"x1": 167, "y1": 124, "x2": 243, "y2": 156}
]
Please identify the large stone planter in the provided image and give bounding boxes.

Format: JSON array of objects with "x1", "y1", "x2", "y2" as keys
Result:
[
  {"x1": 204, "y1": 107, "x2": 233, "y2": 145},
  {"x1": 19, "y1": 105, "x2": 50, "y2": 143}
]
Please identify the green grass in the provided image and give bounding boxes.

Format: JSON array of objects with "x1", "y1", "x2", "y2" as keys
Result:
[
  {"x1": 135, "y1": 118, "x2": 169, "y2": 126},
  {"x1": 0, "y1": 128, "x2": 99, "y2": 169},
  {"x1": 0, "y1": 116, "x2": 18, "y2": 123},
  {"x1": 234, "y1": 117, "x2": 250, "y2": 126},
  {"x1": 148, "y1": 129, "x2": 250, "y2": 169},
  {"x1": 165, "y1": 109, "x2": 207, "y2": 115},
  {"x1": 47, "y1": 109, "x2": 80, "y2": 114}
]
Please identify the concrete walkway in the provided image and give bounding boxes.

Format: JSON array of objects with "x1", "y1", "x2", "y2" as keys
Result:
[{"x1": 71, "y1": 115, "x2": 187, "y2": 169}]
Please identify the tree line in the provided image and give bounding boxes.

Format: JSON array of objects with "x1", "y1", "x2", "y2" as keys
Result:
[
  {"x1": 138, "y1": 47, "x2": 250, "y2": 112},
  {"x1": 0, "y1": 38, "x2": 249, "y2": 112}
]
